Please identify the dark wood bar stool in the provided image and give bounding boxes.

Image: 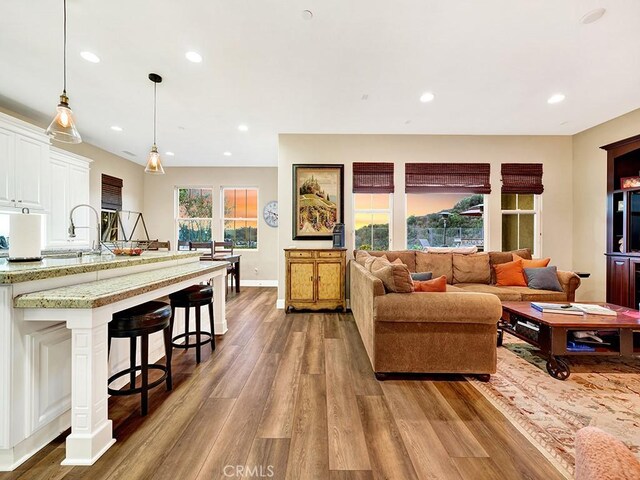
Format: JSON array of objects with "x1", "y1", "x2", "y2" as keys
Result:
[
  {"x1": 108, "y1": 301, "x2": 173, "y2": 416},
  {"x1": 169, "y1": 285, "x2": 215, "y2": 364}
]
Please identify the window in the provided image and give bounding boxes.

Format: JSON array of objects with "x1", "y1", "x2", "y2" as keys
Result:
[
  {"x1": 223, "y1": 188, "x2": 258, "y2": 249},
  {"x1": 406, "y1": 193, "x2": 485, "y2": 250},
  {"x1": 354, "y1": 194, "x2": 392, "y2": 250},
  {"x1": 501, "y1": 194, "x2": 540, "y2": 255},
  {"x1": 500, "y1": 163, "x2": 543, "y2": 255},
  {"x1": 176, "y1": 187, "x2": 213, "y2": 245}
]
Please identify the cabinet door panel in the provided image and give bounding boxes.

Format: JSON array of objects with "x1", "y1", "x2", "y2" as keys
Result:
[
  {"x1": 289, "y1": 262, "x2": 315, "y2": 301},
  {"x1": 317, "y1": 262, "x2": 342, "y2": 301},
  {"x1": 0, "y1": 128, "x2": 15, "y2": 207},
  {"x1": 607, "y1": 257, "x2": 630, "y2": 307},
  {"x1": 68, "y1": 164, "x2": 90, "y2": 246},
  {"x1": 15, "y1": 135, "x2": 46, "y2": 210},
  {"x1": 46, "y1": 159, "x2": 70, "y2": 246}
]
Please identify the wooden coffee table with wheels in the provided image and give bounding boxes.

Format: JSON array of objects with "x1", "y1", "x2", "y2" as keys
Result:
[{"x1": 499, "y1": 301, "x2": 640, "y2": 380}]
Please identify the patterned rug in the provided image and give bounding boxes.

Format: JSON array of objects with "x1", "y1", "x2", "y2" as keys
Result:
[{"x1": 468, "y1": 334, "x2": 640, "y2": 479}]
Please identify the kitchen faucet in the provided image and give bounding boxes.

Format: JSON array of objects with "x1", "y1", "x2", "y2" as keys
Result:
[{"x1": 68, "y1": 204, "x2": 102, "y2": 254}]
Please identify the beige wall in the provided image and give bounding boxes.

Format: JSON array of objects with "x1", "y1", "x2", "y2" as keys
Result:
[
  {"x1": 0, "y1": 105, "x2": 145, "y2": 236},
  {"x1": 572, "y1": 108, "x2": 640, "y2": 302},
  {"x1": 143, "y1": 167, "x2": 279, "y2": 283},
  {"x1": 278, "y1": 134, "x2": 575, "y2": 302}
]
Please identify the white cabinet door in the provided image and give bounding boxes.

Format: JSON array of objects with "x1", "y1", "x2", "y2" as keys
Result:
[
  {"x1": 46, "y1": 158, "x2": 71, "y2": 247},
  {"x1": 0, "y1": 128, "x2": 15, "y2": 208},
  {"x1": 68, "y1": 163, "x2": 90, "y2": 246},
  {"x1": 14, "y1": 135, "x2": 47, "y2": 211}
]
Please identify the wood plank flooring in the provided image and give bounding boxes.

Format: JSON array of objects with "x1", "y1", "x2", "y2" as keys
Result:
[{"x1": 0, "y1": 288, "x2": 565, "y2": 480}]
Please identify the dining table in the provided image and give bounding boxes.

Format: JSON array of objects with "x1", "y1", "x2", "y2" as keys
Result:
[{"x1": 200, "y1": 253, "x2": 241, "y2": 293}]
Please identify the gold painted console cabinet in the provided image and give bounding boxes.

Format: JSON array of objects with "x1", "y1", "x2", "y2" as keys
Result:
[{"x1": 284, "y1": 248, "x2": 346, "y2": 312}]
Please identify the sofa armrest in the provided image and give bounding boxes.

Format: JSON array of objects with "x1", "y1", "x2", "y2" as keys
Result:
[{"x1": 556, "y1": 270, "x2": 581, "y2": 302}]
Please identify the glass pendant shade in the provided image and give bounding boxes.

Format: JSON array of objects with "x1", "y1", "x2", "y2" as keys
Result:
[
  {"x1": 46, "y1": 93, "x2": 82, "y2": 144},
  {"x1": 144, "y1": 145, "x2": 165, "y2": 174}
]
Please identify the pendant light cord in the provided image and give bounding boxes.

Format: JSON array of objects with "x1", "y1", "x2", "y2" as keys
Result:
[
  {"x1": 63, "y1": 0, "x2": 67, "y2": 94},
  {"x1": 153, "y1": 81, "x2": 157, "y2": 145}
]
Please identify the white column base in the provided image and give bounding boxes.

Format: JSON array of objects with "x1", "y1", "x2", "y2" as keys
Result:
[
  {"x1": 61, "y1": 422, "x2": 116, "y2": 466},
  {"x1": 212, "y1": 272, "x2": 228, "y2": 334}
]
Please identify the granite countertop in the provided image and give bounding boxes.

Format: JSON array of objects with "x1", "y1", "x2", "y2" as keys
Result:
[
  {"x1": 0, "y1": 251, "x2": 201, "y2": 284},
  {"x1": 14, "y1": 261, "x2": 228, "y2": 309}
]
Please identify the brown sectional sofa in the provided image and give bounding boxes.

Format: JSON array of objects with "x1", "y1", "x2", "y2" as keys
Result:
[{"x1": 350, "y1": 249, "x2": 581, "y2": 379}]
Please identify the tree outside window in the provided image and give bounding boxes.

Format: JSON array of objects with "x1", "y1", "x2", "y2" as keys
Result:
[
  {"x1": 354, "y1": 194, "x2": 391, "y2": 250},
  {"x1": 176, "y1": 188, "x2": 213, "y2": 244},
  {"x1": 223, "y1": 188, "x2": 258, "y2": 249}
]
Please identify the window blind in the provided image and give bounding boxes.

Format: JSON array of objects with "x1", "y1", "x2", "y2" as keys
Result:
[
  {"x1": 404, "y1": 163, "x2": 491, "y2": 194},
  {"x1": 501, "y1": 163, "x2": 544, "y2": 194},
  {"x1": 352, "y1": 162, "x2": 395, "y2": 193},
  {"x1": 101, "y1": 174, "x2": 123, "y2": 210}
]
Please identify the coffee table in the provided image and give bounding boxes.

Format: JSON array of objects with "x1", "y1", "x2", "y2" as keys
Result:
[{"x1": 499, "y1": 301, "x2": 640, "y2": 380}]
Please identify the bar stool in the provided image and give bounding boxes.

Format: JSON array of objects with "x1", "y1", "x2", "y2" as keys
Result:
[
  {"x1": 169, "y1": 284, "x2": 215, "y2": 364},
  {"x1": 108, "y1": 301, "x2": 173, "y2": 416}
]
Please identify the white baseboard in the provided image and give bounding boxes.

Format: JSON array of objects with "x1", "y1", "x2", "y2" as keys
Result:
[
  {"x1": 240, "y1": 280, "x2": 278, "y2": 287},
  {"x1": 276, "y1": 299, "x2": 285, "y2": 309}
]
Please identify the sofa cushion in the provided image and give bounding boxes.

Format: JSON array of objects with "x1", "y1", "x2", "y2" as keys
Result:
[
  {"x1": 514, "y1": 253, "x2": 551, "y2": 269},
  {"x1": 411, "y1": 272, "x2": 433, "y2": 281},
  {"x1": 524, "y1": 266, "x2": 563, "y2": 292},
  {"x1": 495, "y1": 259, "x2": 527, "y2": 287},
  {"x1": 375, "y1": 291, "x2": 502, "y2": 325},
  {"x1": 500, "y1": 286, "x2": 567, "y2": 302},
  {"x1": 370, "y1": 263, "x2": 414, "y2": 293},
  {"x1": 416, "y1": 252, "x2": 453, "y2": 284},
  {"x1": 454, "y1": 283, "x2": 522, "y2": 301},
  {"x1": 413, "y1": 275, "x2": 447, "y2": 292},
  {"x1": 452, "y1": 253, "x2": 491, "y2": 284},
  {"x1": 425, "y1": 246, "x2": 478, "y2": 254},
  {"x1": 365, "y1": 250, "x2": 417, "y2": 272},
  {"x1": 489, "y1": 248, "x2": 532, "y2": 283},
  {"x1": 355, "y1": 250, "x2": 372, "y2": 266}
]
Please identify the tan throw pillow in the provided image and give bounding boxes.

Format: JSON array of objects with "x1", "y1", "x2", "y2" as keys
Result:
[
  {"x1": 415, "y1": 252, "x2": 453, "y2": 284},
  {"x1": 369, "y1": 256, "x2": 391, "y2": 272},
  {"x1": 355, "y1": 250, "x2": 371, "y2": 266},
  {"x1": 370, "y1": 264, "x2": 414, "y2": 293},
  {"x1": 452, "y1": 253, "x2": 491, "y2": 284}
]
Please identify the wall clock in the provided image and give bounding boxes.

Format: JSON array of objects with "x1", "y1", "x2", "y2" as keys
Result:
[{"x1": 263, "y1": 201, "x2": 278, "y2": 228}]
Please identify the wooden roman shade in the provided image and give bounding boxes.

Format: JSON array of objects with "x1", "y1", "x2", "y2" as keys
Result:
[
  {"x1": 405, "y1": 163, "x2": 491, "y2": 194},
  {"x1": 501, "y1": 163, "x2": 544, "y2": 194},
  {"x1": 353, "y1": 162, "x2": 395, "y2": 193},
  {"x1": 101, "y1": 174, "x2": 123, "y2": 210}
]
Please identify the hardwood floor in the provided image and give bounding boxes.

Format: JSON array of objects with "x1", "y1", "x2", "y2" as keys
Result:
[{"x1": 1, "y1": 287, "x2": 565, "y2": 480}]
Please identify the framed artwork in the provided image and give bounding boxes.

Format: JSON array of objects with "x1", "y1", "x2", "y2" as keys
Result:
[{"x1": 292, "y1": 164, "x2": 344, "y2": 240}]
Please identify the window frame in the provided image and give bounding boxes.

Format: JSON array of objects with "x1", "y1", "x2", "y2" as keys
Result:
[
  {"x1": 353, "y1": 193, "x2": 393, "y2": 251},
  {"x1": 404, "y1": 193, "x2": 489, "y2": 251},
  {"x1": 175, "y1": 186, "x2": 214, "y2": 249},
  {"x1": 500, "y1": 193, "x2": 542, "y2": 256},
  {"x1": 221, "y1": 186, "x2": 260, "y2": 250}
]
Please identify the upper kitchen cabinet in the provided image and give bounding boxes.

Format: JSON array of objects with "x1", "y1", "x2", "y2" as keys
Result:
[
  {"x1": 0, "y1": 112, "x2": 49, "y2": 212},
  {"x1": 46, "y1": 148, "x2": 91, "y2": 248}
]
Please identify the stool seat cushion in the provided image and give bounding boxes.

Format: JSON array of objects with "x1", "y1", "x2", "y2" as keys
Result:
[
  {"x1": 111, "y1": 301, "x2": 171, "y2": 333},
  {"x1": 169, "y1": 284, "x2": 213, "y2": 303}
]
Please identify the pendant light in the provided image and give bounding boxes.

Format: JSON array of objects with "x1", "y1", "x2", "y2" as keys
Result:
[
  {"x1": 145, "y1": 73, "x2": 165, "y2": 174},
  {"x1": 46, "y1": 0, "x2": 82, "y2": 144}
]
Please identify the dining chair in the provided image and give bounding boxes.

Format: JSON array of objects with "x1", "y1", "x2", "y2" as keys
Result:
[
  {"x1": 214, "y1": 241, "x2": 235, "y2": 293},
  {"x1": 148, "y1": 240, "x2": 171, "y2": 251},
  {"x1": 189, "y1": 241, "x2": 214, "y2": 261}
]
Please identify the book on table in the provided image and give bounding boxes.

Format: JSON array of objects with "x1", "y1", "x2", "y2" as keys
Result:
[
  {"x1": 530, "y1": 302, "x2": 583, "y2": 315},
  {"x1": 570, "y1": 303, "x2": 617, "y2": 316}
]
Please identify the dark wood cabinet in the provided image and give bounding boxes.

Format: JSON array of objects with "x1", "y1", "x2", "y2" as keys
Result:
[{"x1": 602, "y1": 134, "x2": 640, "y2": 307}]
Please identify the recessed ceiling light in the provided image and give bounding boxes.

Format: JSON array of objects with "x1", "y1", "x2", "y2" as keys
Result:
[
  {"x1": 110, "y1": 125, "x2": 123, "y2": 132},
  {"x1": 80, "y1": 51, "x2": 100, "y2": 63},
  {"x1": 165, "y1": 151, "x2": 175, "y2": 156},
  {"x1": 420, "y1": 92, "x2": 435, "y2": 103},
  {"x1": 238, "y1": 124, "x2": 249, "y2": 132},
  {"x1": 223, "y1": 151, "x2": 232, "y2": 156},
  {"x1": 302, "y1": 10, "x2": 313, "y2": 20},
  {"x1": 580, "y1": 8, "x2": 606, "y2": 24},
  {"x1": 185, "y1": 51, "x2": 203, "y2": 63},
  {"x1": 547, "y1": 93, "x2": 566, "y2": 104}
]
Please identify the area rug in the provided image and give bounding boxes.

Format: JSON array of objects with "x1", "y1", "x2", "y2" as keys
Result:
[{"x1": 468, "y1": 335, "x2": 640, "y2": 479}]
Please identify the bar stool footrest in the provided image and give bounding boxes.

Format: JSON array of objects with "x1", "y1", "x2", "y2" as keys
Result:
[
  {"x1": 107, "y1": 364, "x2": 168, "y2": 396},
  {"x1": 171, "y1": 331, "x2": 213, "y2": 349}
]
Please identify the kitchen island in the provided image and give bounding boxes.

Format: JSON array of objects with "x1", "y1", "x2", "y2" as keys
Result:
[{"x1": 0, "y1": 251, "x2": 229, "y2": 470}]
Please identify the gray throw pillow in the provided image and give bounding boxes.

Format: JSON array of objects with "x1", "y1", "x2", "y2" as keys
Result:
[
  {"x1": 411, "y1": 272, "x2": 433, "y2": 281},
  {"x1": 524, "y1": 266, "x2": 563, "y2": 292}
]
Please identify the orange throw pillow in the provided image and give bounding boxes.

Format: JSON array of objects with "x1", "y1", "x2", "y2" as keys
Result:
[
  {"x1": 513, "y1": 253, "x2": 550, "y2": 269},
  {"x1": 413, "y1": 275, "x2": 447, "y2": 292},
  {"x1": 494, "y1": 259, "x2": 527, "y2": 287}
]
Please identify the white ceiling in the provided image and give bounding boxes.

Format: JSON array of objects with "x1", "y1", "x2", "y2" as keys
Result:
[{"x1": 1, "y1": 0, "x2": 639, "y2": 167}]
